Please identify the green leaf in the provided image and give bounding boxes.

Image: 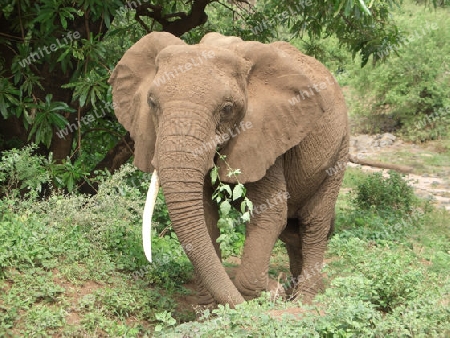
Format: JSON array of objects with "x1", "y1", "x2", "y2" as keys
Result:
[
  {"x1": 217, "y1": 218, "x2": 228, "y2": 229},
  {"x1": 227, "y1": 168, "x2": 241, "y2": 177},
  {"x1": 241, "y1": 211, "x2": 251, "y2": 223},
  {"x1": 244, "y1": 197, "x2": 253, "y2": 212},
  {"x1": 79, "y1": 90, "x2": 88, "y2": 107},
  {"x1": 211, "y1": 166, "x2": 218, "y2": 185},
  {"x1": 155, "y1": 312, "x2": 166, "y2": 321},
  {"x1": 220, "y1": 184, "x2": 232, "y2": 197},
  {"x1": 48, "y1": 113, "x2": 68, "y2": 128},
  {"x1": 60, "y1": 16, "x2": 67, "y2": 29},
  {"x1": 66, "y1": 175, "x2": 74, "y2": 192},
  {"x1": 232, "y1": 184, "x2": 245, "y2": 201},
  {"x1": 104, "y1": 12, "x2": 111, "y2": 28},
  {"x1": 358, "y1": 0, "x2": 371, "y2": 16},
  {"x1": 220, "y1": 200, "x2": 231, "y2": 216},
  {"x1": 240, "y1": 201, "x2": 247, "y2": 214},
  {"x1": 344, "y1": 0, "x2": 354, "y2": 16}
]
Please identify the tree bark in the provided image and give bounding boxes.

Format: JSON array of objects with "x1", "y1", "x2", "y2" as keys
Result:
[{"x1": 134, "y1": 0, "x2": 211, "y2": 36}]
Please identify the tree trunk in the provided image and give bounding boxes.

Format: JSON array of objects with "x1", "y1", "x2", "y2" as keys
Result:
[{"x1": 78, "y1": 133, "x2": 134, "y2": 194}]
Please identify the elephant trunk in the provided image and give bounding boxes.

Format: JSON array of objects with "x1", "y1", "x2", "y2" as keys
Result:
[{"x1": 156, "y1": 112, "x2": 244, "y2": 306}]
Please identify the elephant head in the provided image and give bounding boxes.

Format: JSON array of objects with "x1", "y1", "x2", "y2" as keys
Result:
[{"x1": 109, "y1": 32, "x2": 325, "y2": 306}]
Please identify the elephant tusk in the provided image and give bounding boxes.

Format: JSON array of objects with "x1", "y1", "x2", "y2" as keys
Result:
[{"x1": 142, "y1": 169, "x2": 160, "y2": 263}]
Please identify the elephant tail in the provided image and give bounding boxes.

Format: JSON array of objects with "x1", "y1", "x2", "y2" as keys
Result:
[{"x1": 348, "y1": 154, "x2": 413, "y2": 174}]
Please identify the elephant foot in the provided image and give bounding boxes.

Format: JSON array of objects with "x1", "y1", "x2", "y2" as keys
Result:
[
  {"x1": 233, "y1": 272, "x2": 286, "y2": 301},
  {"x1": 290, "y1": 275, "x2": 324, "y2": 304},
  {"x1": 233, "y1": 272, "x2": 266, "y2": 300},
  {"x1": 191, "y1": 286, "x2": 218, "y2": 320},
  {"x1": 197, "y1": 292, "x2": 215, "y2": 306}
]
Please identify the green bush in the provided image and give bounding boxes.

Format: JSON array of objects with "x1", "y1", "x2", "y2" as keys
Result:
[
  {"x1": 211, "y1": 161, "x2": 251, "y2": 259},
  {"x1": 328, "y1": 236, "x2": 428, "y2": 312},
  {"x1": 352, "y1": 170, "x2": 416, "y2": 215},
  {"x1": 0, "y1": 145, "x2": 91, "y2": 196},
  {"x1": 0, "y1": 145, "x2": 50, "y2": 198}
]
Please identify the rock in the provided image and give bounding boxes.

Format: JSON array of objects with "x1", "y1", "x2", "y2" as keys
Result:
[
  {"x1": 352, "y1": 135, "x2": 375, "y2": 152},
  {"x1": 379, "y1": 133, "x2": 396, "y2": 147},
  {"x1": 379, "y1": 140, "x2": 392, "y2": 147},
  {"x1": 382, "y1": 133, "x2": 396, "y2": 141}
]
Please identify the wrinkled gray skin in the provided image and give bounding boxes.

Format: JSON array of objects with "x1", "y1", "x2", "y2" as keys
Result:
[{"x1": 109, "y1": 32, "x2": 349, "y2": 307}]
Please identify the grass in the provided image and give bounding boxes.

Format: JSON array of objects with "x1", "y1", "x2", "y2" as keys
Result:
[
  {"x1": 341, "y1": 166, "x2": 369, "y2": 189},
  {"x1": 411, "y1": 207, "x2": 450, "y2": 274}
]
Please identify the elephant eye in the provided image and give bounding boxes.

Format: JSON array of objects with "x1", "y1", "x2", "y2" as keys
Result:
[
  {"x1": 147, "y1": 95, "x2": 158, "y2": 110},
  {"x1": 221, "y1": 102, "x2": 234, "y2": 115}
]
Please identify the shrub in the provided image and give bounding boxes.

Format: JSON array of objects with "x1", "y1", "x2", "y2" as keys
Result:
[
  {"x1": 327, "y1": 236, "x2": 432, "y2": 312},
  {"x1": 0, "y1": 158, "x2": 192, "y2": 287},
  {"x1": 352, "y1": 170, "x2": 416, "y2": 215},
  {"x1": 0, "y1": 144, "x2": 91, "y2": 196},
  {"x1": 0, "y1": 145, "x2": 50, "y2": 198}
]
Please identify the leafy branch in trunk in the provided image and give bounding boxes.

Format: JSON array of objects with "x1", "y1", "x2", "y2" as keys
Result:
[{"x1": 211, "y1": 152, "x2": 253, "y2": 257}]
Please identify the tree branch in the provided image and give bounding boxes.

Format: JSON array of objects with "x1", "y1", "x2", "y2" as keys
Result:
[{"x1": 134, "y1": 0, "x2": 211, "y2": 36}]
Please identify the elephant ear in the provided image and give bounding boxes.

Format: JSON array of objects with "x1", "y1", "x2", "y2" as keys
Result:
[
  {"x1": 108, "y1": 32, "x2": 186, "y2": 172},
  {"x1": 204, "y1": 36, "x2": 337, "y2": 183}
]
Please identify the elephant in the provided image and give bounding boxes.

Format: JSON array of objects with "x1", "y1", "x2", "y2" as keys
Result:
[{"x1": 108, "y1": 31, "x2": 359, "y2": 307}]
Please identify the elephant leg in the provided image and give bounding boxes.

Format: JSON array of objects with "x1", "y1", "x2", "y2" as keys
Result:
[
  {"x1": 327, "y1": 214, "x2": 336, "y2": 239},
  {"x1": 279, "y1": 218, "x2": 303, "y2": 295},
  {"x1": 294, "y1": 171, "x2": 345, "y2": 303},
  {"x1": 280, "y1": 214, "x2": 335, "y2": 298},
  {"x1": 195, "y1": 175, "x2": 221, "y2": 306},
  {"x1": 234, "y1": 158, "x2": 287, "y2": 298}
]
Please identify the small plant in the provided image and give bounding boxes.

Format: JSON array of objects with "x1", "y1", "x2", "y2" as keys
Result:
[
  {"x1": 154, "y1": 311, "x2": 177, "y2": 332},
  {"x1": 0, "y1": 145, "x2": 50, "y2": 198},
  {"x1": 352, "y1": 170, "x2": 416, "y2": 216}
]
